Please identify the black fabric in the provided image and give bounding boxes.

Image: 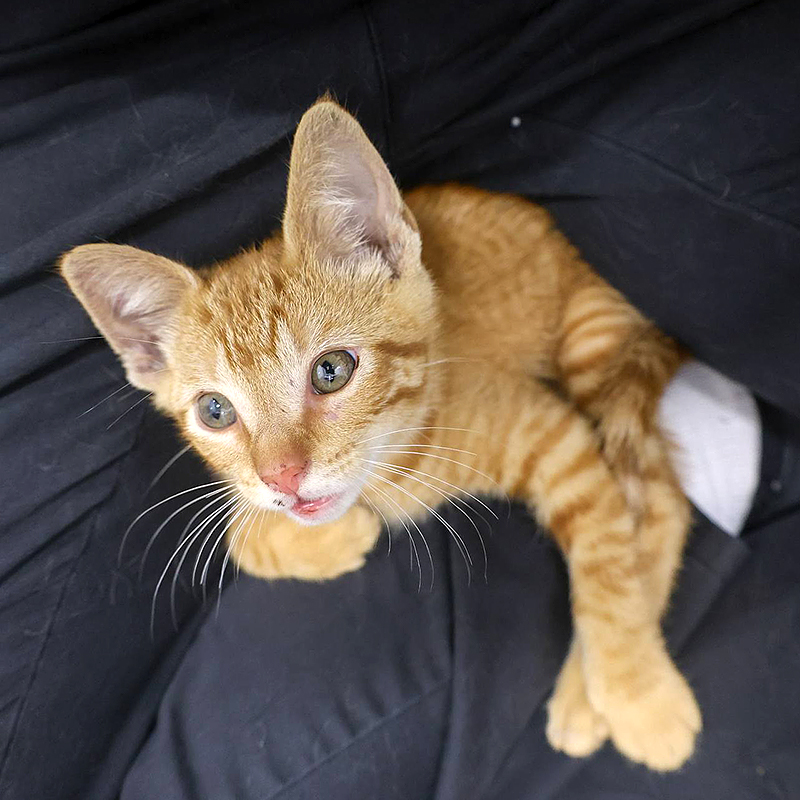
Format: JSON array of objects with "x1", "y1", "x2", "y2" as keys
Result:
[
  {"x1": 746, "y1": 399, "x2": 800, "y2": 530},
  {"x1": 117, "y1": 506, "x2": 800, "y2": 800},
  {"x1": 1, "y1": 1, "x2": 799, "y2": 798}
]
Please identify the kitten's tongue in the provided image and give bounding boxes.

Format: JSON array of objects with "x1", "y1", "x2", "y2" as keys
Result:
[{"x1": 293, "y1": 495, "x2": 335, "y2": 516}]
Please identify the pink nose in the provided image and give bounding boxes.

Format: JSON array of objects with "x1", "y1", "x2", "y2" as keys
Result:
[{"x1": 259, "y1": 460, "x2": 308, "y2": 495}]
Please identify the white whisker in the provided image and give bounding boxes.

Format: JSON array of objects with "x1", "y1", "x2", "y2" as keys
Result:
[
  {"x1": 366, "y1": 449, "x2": 506, "y2": 498},
  {"x1": 371, "y1": 443, "x2": 477, "y2": 457},
  {"x1": 217, "y1": 502, "x2": 258, "y2": 611},
  {"x1": 363, "y1": 459, "x2": 498, "y2": 521},
  {"x1": 361, "y1": 492, "x2": 393, "y2": 556},
  {"x1": 362, "y1": 482, "x2": 433, "y2": 591},
  {"x1": 106, "y1": 391, "x2": 153, "y2": 430},
  {"x1": 362, "y1": 459, "x2": 488, "y2": 582},
  {"x1": 138, "y1": 485, "x2": 236, "y2": 580},
  {"x1": 191, "y1": 496, "x2": 246, "y2": 589},
  {"x1": 174, "y1": 490, "x2": 236, "y2": 551},
  {"x1": 118, "y1": 479, "x2": 233, "y2": 565},
  {"x1": 78, "y1": 382, "x2": 130, "y2": 417},
  {"x1": 41, "y1": 335, "x2": 108, "y2": 344},
  {"x1": 364, "y1": 468, "x2": 473, "y2": 583},
  {"x1": 146, "y1": 445, "x2": 193, "y2": 494},
  {"x1": 235, "y1": 507, "x2": 269, "y2": 580},
  {"x1": 201, "y1": 500, "x2": 250, "y2": 595},
  {"x1": 419, "y1": 357, "x2": 482, "y2": 368},
  {"x1": 363, "y1": 482, "x2": 419, "y2": 579},
  {"x1": 355, "y1": 426, "x2": 481, "y2": 445},
  {"x1": 200, "y1": 499, "x2": 249, "y2": 603},
  {"x1": 161, "y1": 493, "x2": 241, "y2": 629},
  {"x1": 41, "y1": 335, "x2": 161, "y2": 346}
]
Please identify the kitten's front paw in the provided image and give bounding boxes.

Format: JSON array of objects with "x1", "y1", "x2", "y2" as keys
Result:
[
  {"x1": 230, "y1": 505, "x2": 381, "y2": 581},
  {"x1": 547, "y1": 645, "x2": 609, "y2": 757},
  {"x1": 589, "y1": 656, "x2": 701, "y2": 772}
]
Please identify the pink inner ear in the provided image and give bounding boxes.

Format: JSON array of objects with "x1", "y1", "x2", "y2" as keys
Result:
[
  {"x1": 125, "y1": 334, "x2": 166, "y2": 374},
  {"x1": 61, "y1": 242, "x2": 196, "y2": 390},
  {"x1": 99, "y1": 288, "x2": 172, "y2": 374},
  {"x1": 321, "y1": 139, "x2": 402, "y2": 266},
  {"x1": 284, "y1": 102, "x2": 412, "y2": 273}
]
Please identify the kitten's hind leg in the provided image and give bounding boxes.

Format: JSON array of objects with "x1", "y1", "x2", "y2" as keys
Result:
[
  {"x1": 557, "y1": 279, "x2": 681, "y2": 497},
  {"x1": 229, "y1": 505, "x2": 381, "y2": 581}
]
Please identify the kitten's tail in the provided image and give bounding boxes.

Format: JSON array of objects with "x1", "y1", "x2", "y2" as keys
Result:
[{"x1": 556, "y1": 277, "x2": 685, "y2": 517}]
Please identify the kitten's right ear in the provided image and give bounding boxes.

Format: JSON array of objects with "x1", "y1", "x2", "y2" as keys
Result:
[{"x1": 60, "y1": 244, "x2": 197, "y2": 392}]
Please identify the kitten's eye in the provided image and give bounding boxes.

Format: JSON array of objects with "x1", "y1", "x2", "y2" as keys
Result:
[
  {"x1": 311, "y1": 350, "x2": 356, "y2": 394},
  {"x1": 196, "y1": 392, "x2": 237, "y2": 429}
]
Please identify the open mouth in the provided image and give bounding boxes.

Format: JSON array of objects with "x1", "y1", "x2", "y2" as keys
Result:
[{"x1": 291, "y1": 493, "x2": 339, "y2": 517}]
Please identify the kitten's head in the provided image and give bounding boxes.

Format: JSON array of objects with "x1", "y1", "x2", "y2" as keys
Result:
[{"x1": 61, "y1": 100, "x2": 439, "y2": 524}]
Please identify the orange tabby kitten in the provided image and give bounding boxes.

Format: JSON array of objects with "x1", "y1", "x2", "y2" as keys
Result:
[{"x1": 61, "y1": 99, "x2": 699, "y2": 771}]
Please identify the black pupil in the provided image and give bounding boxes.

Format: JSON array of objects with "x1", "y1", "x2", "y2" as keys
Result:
[
  {"x1": 320, "y1": 360, "x2": 337, "y2": 382},
  {"x1": 208, "y1": 397, "x2": 222, "y2": 420}
]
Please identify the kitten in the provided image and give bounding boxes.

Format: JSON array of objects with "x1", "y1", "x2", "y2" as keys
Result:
[{"x1": 61, "y1": 99, "x2": 699, "y2": 771}]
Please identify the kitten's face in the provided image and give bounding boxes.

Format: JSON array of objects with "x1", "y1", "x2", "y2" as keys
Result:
[
  {"x1": 61, "y1": 99, "x2": 438, "y2": 525},
  {"x1": 161, "y1": 238, "x2": 438, "y2": 524}
]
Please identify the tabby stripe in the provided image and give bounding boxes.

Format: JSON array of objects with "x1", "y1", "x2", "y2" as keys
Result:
[
  {"x1": 561, "y1": 306, "x2": 614, "y2": 339},
  {"x1": 374, "y1": 340, "x2": 427, "y2": 359},
  {"x1": 267, "y1": 303, "x2": 284, "y2": 354},
  {"x1": 562, "y1": 370, "x2": 604, "y2": 400},
  {"x1": 578, "y1": 553, "x2": 640, "y2": 582},
  {"x1": 560, "y1": 342, "x2": 624, "y2": 376},
  {"x1": 598, "y1": 487, "x2": 629, "y2": 522},
  {"x1": 377, "y1": 384, "x2": 424, "y2": 411},
  {"x1": 561, "y1": 292, "x2": 613, "y2": 324},
  {"x1": 560, "y1": 325, "x2": 626, "y2": 366},
  {"x1": 576, "y1": 558, "x2": 629, "y2": 597},
  {"x1": 572, "y1": 602, "x2": 616, "y2": 625},
  {"x1": 545, "y1": 494, "x2": 596, "y2": 550},
  {"x1": 562, "y1": 312, "x2": 631, "y2": 344},
  {"x1": 581, "y1": 530, "x2": 633, "y2": 551},
  {"x1": 509, "y1": 410, "x2": 572, "y2": 497},
  {"x1": 543, "y1": 447, "x2": 600, "y2": 494}
]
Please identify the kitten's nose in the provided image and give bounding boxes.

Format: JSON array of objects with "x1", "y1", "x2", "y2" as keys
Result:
[{"x1": 259, "y1": 460, "x2": 308, "y2": 496}]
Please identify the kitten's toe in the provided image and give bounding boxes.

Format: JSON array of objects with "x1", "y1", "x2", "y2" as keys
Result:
[
  {"x1": 547, "y1": 694, "x2": 610, "y2": 758},
  {"x1": 547, "y1": 647, "x2": 609, "y2": 758}
]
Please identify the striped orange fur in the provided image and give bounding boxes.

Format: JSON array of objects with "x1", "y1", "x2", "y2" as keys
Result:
[{"x1": 61, "y1": 100, "x2": 698, "y2": 772}]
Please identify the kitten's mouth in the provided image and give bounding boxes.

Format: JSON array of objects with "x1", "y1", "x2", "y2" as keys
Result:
[{"x1": 291, "y1": 493, "x2": 339, "y2": 517}]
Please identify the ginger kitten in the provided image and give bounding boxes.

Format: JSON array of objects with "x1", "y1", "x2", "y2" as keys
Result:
[{"x1": 61, "y1": 99, "x2": 700, "y2": 771}]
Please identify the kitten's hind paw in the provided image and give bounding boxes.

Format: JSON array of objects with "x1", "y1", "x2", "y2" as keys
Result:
[{"x1": 547, "y1": 645, "x2": 609, "y2": 758}]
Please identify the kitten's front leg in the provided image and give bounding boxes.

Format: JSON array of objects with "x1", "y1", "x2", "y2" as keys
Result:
[
  {"x1": 506, "y1": 386, "x2": 701, "y2": 771},
  {"x1": 228, "y1": 505, "x2": 381, "y2": 581}
]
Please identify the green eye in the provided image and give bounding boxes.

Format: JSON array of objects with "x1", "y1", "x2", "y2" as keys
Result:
[
  {"x1": 311, "y1": 350, "x2": 356, "y2": 394},
  {"x1": 196, "y1": 392, "x2": 237, "y2": 429}
]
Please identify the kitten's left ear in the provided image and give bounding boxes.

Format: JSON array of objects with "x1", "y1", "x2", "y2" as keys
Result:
[
  {"x1": 283, "y1": 99, "x2": 419, "y2": 275},
  {"x1": 60, "y1": 244, "x2": 198, "y2": 392}
]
